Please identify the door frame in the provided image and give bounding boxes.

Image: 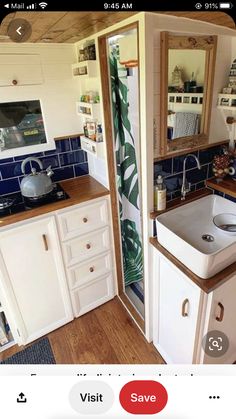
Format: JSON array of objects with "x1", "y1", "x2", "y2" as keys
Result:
[{"x1": 98, "y1": 23, "x2": 145, "y2": 332}]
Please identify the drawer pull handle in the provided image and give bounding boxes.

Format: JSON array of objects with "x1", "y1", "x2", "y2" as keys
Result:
[
  {"x1": 216, "y1": 302, "x2": 224, "y2": 322},
  {"x1": 12, "y1": 79, "x2": 18, "y2": 85},
  {"x1": 182, "y1": 298, "x2": 189, "y2": 317},
  {"x1": 89, "y1": 267, "x2": 94, "y2": 273},
  {"x1": 42, "y1": 234, "x2": 49, "y2": 251},
  {"x1": 86, "y1": 243, "x2": 91, "y2": 250},
  {"x1": 83, "y1": 217, "x2": 88, "y2": 223}
]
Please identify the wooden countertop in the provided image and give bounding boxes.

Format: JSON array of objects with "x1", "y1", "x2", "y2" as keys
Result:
[
  {"x1": 150, "y1": 188, "x2": 212, "y2": 220},
  {"x1": 150, "y1": 237, "x2": 236, "y2": 293},
  {"x1": 0, "y1": 176, "x2": 109, "y2": 228},
  {"x1": 206, "y1": 177, "x2": 236, "y2": 198}
]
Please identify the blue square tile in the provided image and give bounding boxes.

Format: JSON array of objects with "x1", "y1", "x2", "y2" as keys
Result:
[
  {"x1": 0, "y1": 178, "x2": 20, "y2": 195},
  {"x1": 59, "y1": 151, "x2": 85, "y2": 166},
  {"x1": 164, "y1": 174, "x2": 182, "y2": 192},
  {"x1": 186, "y1": 165, "x2": 208, "y2": 184},
  {"x1": 225, "y1": 194, "x2": 236, "y2": 203},
  {"x1": 44, "y1": 139, "x2": 71, "y2": 155},
  {"x1": 0, "y1": 162, "x2": 23, "y2": 179},
  {"x1": 195, "y1": 181, "x2": 205, "y2": 190},
  {"x1": 31, "y1": 155, "x2": 59, "y2": 170},
  {"x1": 51, "y1": 167, "x2": 74, "y2": 182},
  {"x1": 199, "y1": 145, "x2": 224, "y2": 165},
  {"x1": 0, "y1": 157, "x2": 14, "y2": 164},
  {"x1": 173, "y1": 152, "x2": 198, "y2": 173},
  {"x1": 154, "y1": 158, "x2": 172, "y2": 179},
  {"x1": 74, "y1": 163, "x2": 89, "y2": 177},
  {"x1": 70, "y1": 137, "x2": 81, "y2": 150},
  {"x1": 14, "y1": 152, "x2": 44, "y2": 161}
]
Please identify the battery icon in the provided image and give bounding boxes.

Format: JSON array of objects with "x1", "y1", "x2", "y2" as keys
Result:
[{"x1": 219, "y1": 2, "x2": 233, "y2": 8}]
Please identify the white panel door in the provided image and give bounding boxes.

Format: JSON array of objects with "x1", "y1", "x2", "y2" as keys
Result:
[
  {"x1": 202, "y1": 275, "x2": 236, "y2": 364},
  {"x1": 0, "y1": 216, "x2": 73, "y2": 345},
  {"x1": 157, "y1": 257, "x2": 201, "y2": 364}
]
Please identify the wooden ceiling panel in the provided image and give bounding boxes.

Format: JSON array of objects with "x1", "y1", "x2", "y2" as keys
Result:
[{"x1": 0, "y1": 11, "x2": 234, "y2": 44}]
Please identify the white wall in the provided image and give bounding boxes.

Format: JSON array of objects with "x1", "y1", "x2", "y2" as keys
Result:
[{"x1": 0, "y1": 43, "x2": 81, "y2": 145}]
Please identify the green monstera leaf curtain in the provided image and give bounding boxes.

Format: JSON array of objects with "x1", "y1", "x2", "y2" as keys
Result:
[{"x1": 109, "y1": 44, "x2": 143, "y2": 286}]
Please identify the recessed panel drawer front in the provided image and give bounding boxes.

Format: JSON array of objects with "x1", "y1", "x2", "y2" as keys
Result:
[
  {"x1": 70, "y1": 273, "x2": 114, "y2": 317},
  {"x1": 58, "y1": 199, "x2": 109, "y2": 241},
  {"x1": 63, "y1": 227, "x2": 110, "y2": 266},
  {"x1": 67, "y1": 252, "x2": 112, "y2": 289}
]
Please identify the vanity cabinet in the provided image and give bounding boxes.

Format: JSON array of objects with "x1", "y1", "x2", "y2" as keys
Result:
[
  {"x1": 154, "y1": 255, "x2": 201, "y2": 363},
  {"x1": 153, "y1": 247, "x2": 236, "y2": 364},
  {"x1": 0, "y1": 216, "x2": 73, "y2": 346},
  {"x1": 56, "y1": 197, "x2": 115, "y2": 317}
]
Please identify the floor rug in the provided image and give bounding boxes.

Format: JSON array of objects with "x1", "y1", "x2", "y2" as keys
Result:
[{"x1": 0, "y1": 337, "x2": 56, "y2": 364}]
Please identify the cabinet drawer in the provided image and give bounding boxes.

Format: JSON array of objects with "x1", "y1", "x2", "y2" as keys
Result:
[
  {"x1": 67, "y1": 252, "x2": 112, "y2": 289},
  {"x1": 70, "y1": 273, "x2": 114, "y2": 317},
  {"x1": 62, "y1": 227, "x2": 110, "y2": 266},
  {"x1": 57, "y1": 199, "x2": 109, "y2": 241}
]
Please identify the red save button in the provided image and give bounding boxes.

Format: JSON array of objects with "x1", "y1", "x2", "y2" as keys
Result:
[{"x1": 119, "y1": 380, "x2": 168, "y2": 414}]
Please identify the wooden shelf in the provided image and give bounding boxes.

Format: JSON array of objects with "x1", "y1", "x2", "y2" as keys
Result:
[{"x1": 206, "y1": 177, "x2": 236, "y2": 198}]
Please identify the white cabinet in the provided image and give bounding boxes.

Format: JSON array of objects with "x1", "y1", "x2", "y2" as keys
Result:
[
  {"x1": 201, "y1": 275, "x2": 236, "y2": 364},
  {"x1": 154, "y1": 255, "x2": 201, "y2": 363},
  {"x1": 0, "y1": 54, "x2": 43, "y2": 86},
  {"x1": 57, "y1": 197, "x2": 115, "y2": 318},
  {"x1": 0, "y1": 216, "x2": 73, "y2": 345},
  {"x1": 153, "y1": 247, "x2": 236, "y2": 364}
]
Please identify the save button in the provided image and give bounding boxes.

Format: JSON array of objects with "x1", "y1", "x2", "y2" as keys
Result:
[{"x1": 119, "y1": 380, "x2": 168, "y2": 414}]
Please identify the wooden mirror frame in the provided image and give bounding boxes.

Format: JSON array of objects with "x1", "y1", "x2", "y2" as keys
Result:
[{"x1": 160, "y1": 32, "x2": 217, "y2": 156}]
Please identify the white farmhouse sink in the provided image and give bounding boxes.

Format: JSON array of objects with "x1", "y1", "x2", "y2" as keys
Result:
[{"x1": 155, "y1": 195, "x2": 236, "y2": 279}]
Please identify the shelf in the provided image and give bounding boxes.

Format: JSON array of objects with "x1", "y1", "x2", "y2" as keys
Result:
[
  {"x1": 218, "y1": 93, "x2": 236, "y2": 109},
  {"x1": 206, "y1": 177, "x2": 236, "y2": 198},
  {"x1": 168, "y1": 93, "x2": 203, "y2": 106},
  {"x1": 81, "y1": 136, "x2": 104, "y2": 158},
  {"x1": 72, "y1": 61, "x2": 97, "y2": 78},
  {"x1": 76, "y1": 102, "x2": 100, "y2": 119}
]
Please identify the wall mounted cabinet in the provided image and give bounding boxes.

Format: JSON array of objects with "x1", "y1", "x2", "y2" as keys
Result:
[{"x1": 0, "y1": 54, "x2": 43, "y2": 87}]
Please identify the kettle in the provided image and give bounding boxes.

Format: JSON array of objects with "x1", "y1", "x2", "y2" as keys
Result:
[{"x1": 20, "y1": 157, "x2": 54, "y2": 198}]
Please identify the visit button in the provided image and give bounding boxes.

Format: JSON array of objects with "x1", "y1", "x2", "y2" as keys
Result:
[{"x1": 119, "y1": 380, "x2": 168, "y2": 414}]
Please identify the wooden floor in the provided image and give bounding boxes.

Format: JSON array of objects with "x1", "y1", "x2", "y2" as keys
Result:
[{"x1": 0, "y1": 298, "x2": 165, "y2": 364}]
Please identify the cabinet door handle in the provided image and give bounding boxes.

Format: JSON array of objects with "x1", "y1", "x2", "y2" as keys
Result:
[
  {"x1": 42, "y1": 234, "x2": 49, "y2": 251},
  {"x1": 89, "y1": 266, "x2": 94, "y2": 273},
  {"x1": 216, "y1": 302, "x2": 224, "y2": 322},
  {"x1": 83, "y1": 217, "x2": 88, "y2": 223},
  {"x1": 86, "y1": 243, "x2": 91, "y2": 250},
  {"x1": 182, "y1": 298, "x2": 189, "y2": 317}
]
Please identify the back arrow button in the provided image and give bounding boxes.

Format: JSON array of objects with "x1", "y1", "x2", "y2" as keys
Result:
[{"x1": 16, "y1": 26, "x2": 22, "y2": 36}]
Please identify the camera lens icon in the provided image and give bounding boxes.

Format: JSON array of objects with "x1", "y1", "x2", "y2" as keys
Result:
[
  {"x1": 202, "y1": 330, "x2": 229, "y2": 358},
  {"x1": 195, "y1": 3, "x2": 203, "y2": 9}
]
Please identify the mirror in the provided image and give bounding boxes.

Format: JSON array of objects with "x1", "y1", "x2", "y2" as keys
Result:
[{"x1": 160, "y1": 32, "x2": 217, "y2": 155}]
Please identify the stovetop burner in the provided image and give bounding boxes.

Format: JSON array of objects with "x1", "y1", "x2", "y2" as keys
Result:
[{"x1": 0, "y1": 183, "x2": 69, "y2": 218}]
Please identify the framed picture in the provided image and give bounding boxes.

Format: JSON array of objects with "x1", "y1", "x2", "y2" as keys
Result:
[{"x1": 222, "y1": 87, "x2": 232, "y2": 94}]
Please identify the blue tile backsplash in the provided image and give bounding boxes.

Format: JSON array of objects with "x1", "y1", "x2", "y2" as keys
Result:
[
  {"x1": 0, "y1": 136, "x2": 88, "y2": 196},
  {"x1": 154, "y1": 144, "x2": 225, "y2": 202}
]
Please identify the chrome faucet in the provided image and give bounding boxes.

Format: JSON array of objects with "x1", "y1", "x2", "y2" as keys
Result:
[{"x1": 181, "y1": 154, "x2": 201, "y2": 200}]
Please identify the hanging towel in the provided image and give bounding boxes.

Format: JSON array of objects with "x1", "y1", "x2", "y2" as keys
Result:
[{"x1": 172, "y1": 112, "x2": 199, "y2": 139}]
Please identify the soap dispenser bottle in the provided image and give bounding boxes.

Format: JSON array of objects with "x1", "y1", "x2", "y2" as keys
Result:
[{"x1": 154, "y1": 175, "x2": 166, "y2": 211}]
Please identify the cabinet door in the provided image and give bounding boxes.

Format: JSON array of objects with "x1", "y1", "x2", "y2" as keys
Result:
[
  {"x1": 0, "y1": 54, "x2": 43, "y2": 86},
  {"x1": 0, "y1": 217, "x2": 73, "y2": 345},
  {"x1": 156, "y1": 257, "x2": 201, "y2": 363},
  {"x1": 202, "y1": 275, "x2": 236, "y2": 364}
]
